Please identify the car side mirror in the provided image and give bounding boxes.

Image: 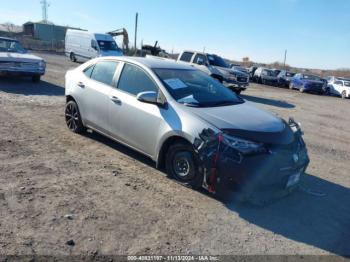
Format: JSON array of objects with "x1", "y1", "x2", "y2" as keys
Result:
[{"x1": 137, "y1": 91, "x2": 163, "y2": 106}]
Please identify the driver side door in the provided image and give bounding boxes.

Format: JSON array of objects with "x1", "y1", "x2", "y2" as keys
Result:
[{"x1": 108, "y1": 62, "x2": 163, "y2": 157}]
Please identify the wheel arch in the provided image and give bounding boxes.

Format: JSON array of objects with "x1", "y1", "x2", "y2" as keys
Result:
[{"x1": 156, "y1": 135, "x2": 193, "y2": 169}]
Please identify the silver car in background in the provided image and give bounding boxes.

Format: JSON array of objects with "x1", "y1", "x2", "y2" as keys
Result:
[{"x1": 65, "y1": 56, "x2": 309, "y2": 202}]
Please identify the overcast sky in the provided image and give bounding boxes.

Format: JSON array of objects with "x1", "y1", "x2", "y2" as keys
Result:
[{"x1": 2, "y1": 0, "x2": 350, "y2": 69}]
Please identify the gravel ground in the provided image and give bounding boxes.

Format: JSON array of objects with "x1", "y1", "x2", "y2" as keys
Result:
[{"x1": 0, "y1": 52, "x2": 350, "y2": 258}]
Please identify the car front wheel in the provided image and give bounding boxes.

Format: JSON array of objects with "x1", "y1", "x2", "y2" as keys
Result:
[
  {"x1": 165, "y1": 142, "x2": 202, "y2": 188},
  {"x1": 342, "y1": 90, "x2": 347, "y2": 99},
  {"x1": 65, "y1": 100, "x2": 85, "y2": 133}
]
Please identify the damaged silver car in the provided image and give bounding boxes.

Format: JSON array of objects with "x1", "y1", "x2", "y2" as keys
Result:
[{"x1": 65, "y1": 56, "x2": 309, "y2": 202}]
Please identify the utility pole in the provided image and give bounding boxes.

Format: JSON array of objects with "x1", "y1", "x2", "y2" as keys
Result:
[
  {"x1": 40, "y1": 0, "x2": 50, "y2": 23},
  {"x1": 134, "y1": 12, "x2": 138, "y2": 55},
  {"x1": 283, "y1": 49, "x2": 287, "y2": 69}
]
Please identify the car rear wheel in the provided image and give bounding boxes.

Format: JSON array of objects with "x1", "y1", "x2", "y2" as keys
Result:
[
  {"x1": 65, "y1": 101, "x2": 85, "y2": 133},
  {"x1": 165, "y1": 142, "x2": 202, "y2": 188},
  {"x1": 300, "y1": 86, "x2": 305, "y2": 93},
  {"x1": 341, "y1": 91, "x2": 347, "y2": 99},
  {"x1": 289, "y1": 82, "x2": 294, "y2": 89},
  {"x1": 70, "y1": 52, "x2": 77, "y2": 62}
]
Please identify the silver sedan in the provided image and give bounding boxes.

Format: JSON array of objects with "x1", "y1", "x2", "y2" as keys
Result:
[{"x1": 64, "y1": 56, "x2": 309, "y2": 200}]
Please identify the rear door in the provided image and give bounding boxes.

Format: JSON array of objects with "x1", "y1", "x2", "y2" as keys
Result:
[
  {"x1": 79, "y1": 60, "x2": 119, "y2": 133},
  {"x1": 108, "y1": 62, "x2": 162, "y2": 156}
]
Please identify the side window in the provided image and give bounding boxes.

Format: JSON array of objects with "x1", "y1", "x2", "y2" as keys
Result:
[
  {"x1": 83, "y1": 65, "x2": 95, "y2": 78},
  {"x1": 117, "y1": 63, "x2": 158, "y2": 96},
  {"x1": 179, "y1": 52, "x2": 194, "y2": 62},
  {"x1": 90, "y1": 61, "x2": 118, "y2": 86},
  {"x1": 193, "y1": 54, "x2": 207, "y2": 65},
  {"x1": 334, "y1": 81, "x2": 343, "y2": 86}
]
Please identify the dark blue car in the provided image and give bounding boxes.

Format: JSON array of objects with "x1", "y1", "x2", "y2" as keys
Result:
[{"x1": 289, "y1": 73, "x2": 325, "y2": 94}]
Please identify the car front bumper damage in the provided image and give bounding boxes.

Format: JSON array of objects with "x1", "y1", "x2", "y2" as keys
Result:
[{"x1": 193, "y1": 118, "x2": 309, "y2": 203}]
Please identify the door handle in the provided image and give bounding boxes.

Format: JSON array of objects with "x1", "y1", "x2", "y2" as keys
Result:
[
  {"x1": 110, "y1": 96, "x2": 121, "y2": 104},
  {"x1": 77, "y1": 82, "x2": 85, "y2": 88}
]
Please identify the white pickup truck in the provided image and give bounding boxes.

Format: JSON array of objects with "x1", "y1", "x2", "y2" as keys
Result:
[{"x1": 177, "y1": 50, "x2": 249, "y2": 94}]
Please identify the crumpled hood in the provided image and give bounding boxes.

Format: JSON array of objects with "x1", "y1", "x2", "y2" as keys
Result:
[
  {"x1": 185, "y1": 102, "x2": 294, "y2": 144},
  {"x1": 186, "y1": 102, "x2": 285, "y2": 132},
  {"x1": 0, "y1": 52, "x2": 43, "y2": 63}
]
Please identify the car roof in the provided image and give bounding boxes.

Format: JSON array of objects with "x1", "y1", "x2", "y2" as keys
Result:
[
  {"x1": 100, "y1": 56, "x2": 195, "y2": 70},
  {"x1": 0, "y1": 37, "x2": 18, "y2": 42}
]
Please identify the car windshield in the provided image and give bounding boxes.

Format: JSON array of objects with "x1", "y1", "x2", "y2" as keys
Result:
[
  {"x1": 97, "y1": 40, "x2": 119, "y2": 51},
  {"x1": 207, "y1": 54, "x2": 229, "y2": 68},
  {"x1": 153, "y1": 68, "x2": 244, "y2": 107},
  {"x1": 344, "y1": 81, "x2": 350, "y2": 87},
  {"x1": 303, "y1": 74, "x2": 321, "y2": 81},
  {"x1": 0, "y1": 39, "x2": 26, "y2": 53}
]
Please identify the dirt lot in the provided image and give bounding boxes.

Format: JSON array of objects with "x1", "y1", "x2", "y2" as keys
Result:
[{"x1": 0, "y1": 52, "x2": 350, "y2": 258}]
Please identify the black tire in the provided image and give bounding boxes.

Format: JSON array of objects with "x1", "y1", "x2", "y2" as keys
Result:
[
  {"x1": 235, "y1": 89, "x2": 242, "y2": 95},
  {"x1": 325, "y1": 87, "x2": 331, "y2": 95},
  {"x1": 32, "y1": 75, "x2": 41, "y2": 83},
  {"x1": 165, "y1": 142, "x2": 202, "y2": 188},
  {"x1": 65, "y1": 100, "x2": 85, "y2": 133},
  {"x1": 70, "y1": 52, "x2": 77, "y2": 62},
  {"x1": 341, "y1": 91, "x2": 347, "y2": 99},
  {"x1": 289, "y1": 82, "x2": 294, "y2": 89},
  {"x1": 300, "y1": 86, "x2": 305, "y2": 93}
]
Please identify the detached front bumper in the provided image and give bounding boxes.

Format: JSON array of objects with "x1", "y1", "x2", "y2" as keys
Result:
[
  {"x1": 216, "y1": 141, "x2": 309, "y2": 198},
  {"x1": 194, "y1": 119, "x2": 309, "y2": 202}
]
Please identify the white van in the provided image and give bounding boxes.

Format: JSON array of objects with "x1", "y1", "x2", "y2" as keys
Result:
[{"x1": 65, "y1": 29, "x2": 123, "y2": 62}]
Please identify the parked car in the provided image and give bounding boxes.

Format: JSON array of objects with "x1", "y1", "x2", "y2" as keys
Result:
[
  {"x1": 277, "y1": 70, "x2": 296, "y2": 87},
  {"x1": 289, "y1": 73, "x2": 325, "y2": 94},
  {"x1": 177, "y1": 51, "x2": 249, "y2": 94},
  {"x1": 0, "y1": 37, "x2": 45, "y2": 82},
  {"x1": 65, "y1": 29, "x2": 123, "y2": 63},
  {"x1": 325, "y1": 76, "x2": 350, "y2": 99},
  {"x1": 253, "y1": 67, "x2": 278, "y2": 86},
  {"x1": 64, "y1": 56, "x2": 309, "y2": 201}
]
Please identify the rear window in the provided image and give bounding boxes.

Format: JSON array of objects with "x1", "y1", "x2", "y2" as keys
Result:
[{"x1": 179, "y1": 52, "x2": 194, "y2": 62}]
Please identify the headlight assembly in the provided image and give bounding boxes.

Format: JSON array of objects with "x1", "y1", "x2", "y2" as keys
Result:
[
  {"x1": 221, "y1": 133, "x2": 267, "y2": 155},
  {"x1": 38, "y1": 60, "x2": 46, "y2": 68}
]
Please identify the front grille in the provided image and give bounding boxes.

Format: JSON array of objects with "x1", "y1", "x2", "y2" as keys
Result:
[{"x1": 0, "y1": 61, "x2": 38, "y2": 70}]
